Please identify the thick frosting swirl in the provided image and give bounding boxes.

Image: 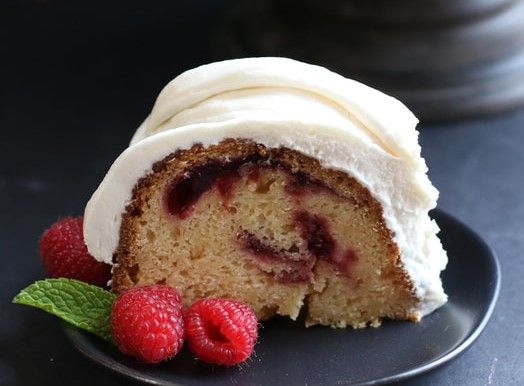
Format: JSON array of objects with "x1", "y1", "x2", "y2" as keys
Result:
[{"x1": 84, "y1": 57, "x2": 447, "y2": 317}]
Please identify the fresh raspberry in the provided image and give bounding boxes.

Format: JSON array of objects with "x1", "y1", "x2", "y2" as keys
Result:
[
  {"x1": 185, "y1": 298, "x2": 258, "y2": 366},
  {"x1": 111, "y1": 285, "x2": 185, "y2": 363},
  {"x1": 39, "y1": 217, "x2": 111, "y2": 286}
]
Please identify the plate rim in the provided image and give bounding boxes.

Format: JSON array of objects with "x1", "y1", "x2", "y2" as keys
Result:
[
  {"x1": 360, "y1": 209, "x2": 501, "y2": 385},
  {"x1": 62, "y1": 209, "x2": 501, "y2": 386}
]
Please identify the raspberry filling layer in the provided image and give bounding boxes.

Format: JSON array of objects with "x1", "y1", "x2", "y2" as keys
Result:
[
  {"x1": 237, "y1": 230, "x2": 314, "y2": 284},
  {"x1": 293, "y1": 211, "x2": 335, "y2": 261},
  {"x1": 164, "y1": 155, "x2": 326, "y2": 219},
  {"x1": 294, "y1": 211, "x2": 358, "y2": 273},
  {"x1": 164, "y1": 157, "x2": 258, "y2": 219},
  {"x1": 163, "y1": 156, "x2": 358, "y2": 283}
]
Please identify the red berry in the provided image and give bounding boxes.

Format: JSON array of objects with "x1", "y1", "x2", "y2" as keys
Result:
[
  {"x1": 111, "y1": 285, "x2": 185, "y2": 363},
  {"x1": 185, "y1": 298, "x2": 258, "y2": 366},
  {"x1": 39, "y1": 217, "x2": 111, "y2": 286}
]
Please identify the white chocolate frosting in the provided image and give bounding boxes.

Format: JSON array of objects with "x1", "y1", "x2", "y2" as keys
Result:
[{"x1": 84, "y1": 57, "x2": 447, "y2": 317}]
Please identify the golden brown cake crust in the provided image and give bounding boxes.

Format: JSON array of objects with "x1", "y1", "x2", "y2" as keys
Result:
[{"x1": 112, "y1": 138, "x2": 419, "y2": 325}]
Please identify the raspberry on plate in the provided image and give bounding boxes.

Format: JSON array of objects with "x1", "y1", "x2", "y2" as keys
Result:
[
  {"x1": 39, "y1": 217, "x2": 111, "y2": 286},
  {"x1": 185, "y1": 298, "x2": 258, "y2": 366},
  {"x1": 111, "y1": 285, "x2": 185, "y2": 364}
]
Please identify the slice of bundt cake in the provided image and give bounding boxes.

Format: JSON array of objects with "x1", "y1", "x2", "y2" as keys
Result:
[{"x1": 84, "y1": 57, "x2": 448, "y2": 328}]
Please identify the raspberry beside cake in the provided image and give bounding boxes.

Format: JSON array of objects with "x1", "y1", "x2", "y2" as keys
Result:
[{"x1": 84, "y1": 57, "x2": 448, "y2": 328}]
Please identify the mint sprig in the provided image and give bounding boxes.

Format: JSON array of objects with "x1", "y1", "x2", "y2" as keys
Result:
[{"x1": 13, "y1": 278, "x2": 116, "y2": 341}]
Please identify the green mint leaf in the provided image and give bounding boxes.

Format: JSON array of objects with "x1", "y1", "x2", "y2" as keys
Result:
[{"x1": 13, "y1": 278, "x2": 116, "y2": 341}]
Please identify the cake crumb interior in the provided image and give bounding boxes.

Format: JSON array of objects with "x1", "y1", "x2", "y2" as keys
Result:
[{"x1": 112, "y1": 139, "x2": 419, "y2": 328}]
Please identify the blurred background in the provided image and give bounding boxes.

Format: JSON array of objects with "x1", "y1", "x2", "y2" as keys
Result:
[
  {"x1": 1, "y1": 1, "x2": 523, "y2": 385},
  {"x1": 4, "y1": 0, "x2": 524, "y2": 126}
]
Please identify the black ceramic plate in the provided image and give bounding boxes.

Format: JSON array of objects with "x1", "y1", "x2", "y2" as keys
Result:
[{"x1": 63, "y1": 209, "x2": 500, "y2": 386}]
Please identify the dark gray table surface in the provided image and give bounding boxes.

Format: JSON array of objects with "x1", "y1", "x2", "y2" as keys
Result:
[{"x1": 1, "y1": 2, "x2": 523, "y2": 385}]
